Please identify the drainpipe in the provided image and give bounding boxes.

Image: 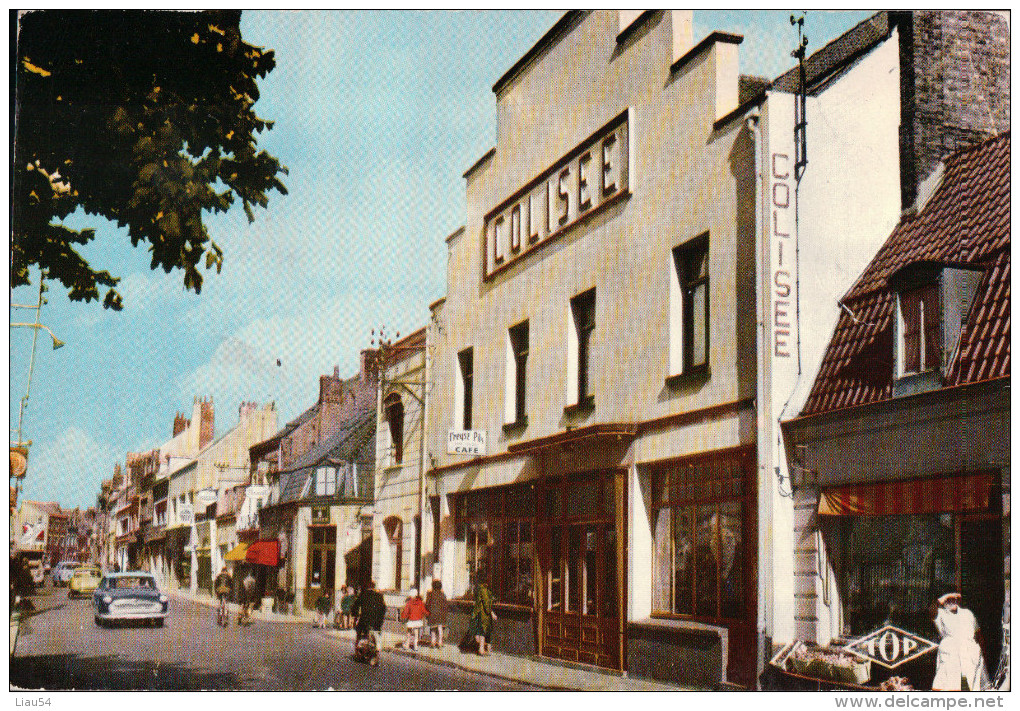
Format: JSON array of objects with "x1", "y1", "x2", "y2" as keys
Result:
[
  {"x1": 747, "y1": 108, "x2": 772, "y2": 683},
  {"x1": 418, "y1": 328, "x2": 431, "y2": 592}
]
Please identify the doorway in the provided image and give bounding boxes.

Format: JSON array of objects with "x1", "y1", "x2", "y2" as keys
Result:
[{"x1": 537, "y1": 470, "x2": 625, "y2": 669}]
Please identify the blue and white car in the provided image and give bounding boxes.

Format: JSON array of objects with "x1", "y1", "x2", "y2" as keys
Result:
[
  {"x1": 93, "y1": 572, "x2": 169, "y2": 627},
  {"x1": 52, "y1": 561, "x2": 80, "y2": 586}
]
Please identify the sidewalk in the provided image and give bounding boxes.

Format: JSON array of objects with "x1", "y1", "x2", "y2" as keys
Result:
[
  {"x1": 330, "y1": 629, "x2": 692, "y2": 691},
  {"x1": 172, "y1": 590, "x2": 690, "y2": 690}
]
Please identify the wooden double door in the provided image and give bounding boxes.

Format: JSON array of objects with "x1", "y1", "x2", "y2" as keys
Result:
[{"x1": 536, "y1": 470, "x2": 625, "y2": 670}]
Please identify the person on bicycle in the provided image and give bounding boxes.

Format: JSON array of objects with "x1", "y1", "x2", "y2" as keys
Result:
[
  {"x1": 238, "y1": 569, "x2": 257, "y2": 625},
  {"x1": 214, "y1": 566, "x2": 233, "y2": 627}
]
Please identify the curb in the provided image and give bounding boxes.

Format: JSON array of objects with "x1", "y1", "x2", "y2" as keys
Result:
[{"x1": 386, "y1": 646, "x2": 577, "y2": 691}]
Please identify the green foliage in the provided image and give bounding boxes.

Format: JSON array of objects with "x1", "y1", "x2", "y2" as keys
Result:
[{"x1": 12, "y1": 10, "x2": 288, "y2": 309}]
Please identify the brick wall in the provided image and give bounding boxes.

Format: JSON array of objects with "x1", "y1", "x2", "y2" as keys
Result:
[{"x1": 898, "y1": 10, "x2": 1009, "y2": 208}]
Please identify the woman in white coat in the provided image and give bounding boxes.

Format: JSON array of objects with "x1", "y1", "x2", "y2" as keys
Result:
[{"x1": 932, "y1": 592, "x2": 990, "y2": 691}]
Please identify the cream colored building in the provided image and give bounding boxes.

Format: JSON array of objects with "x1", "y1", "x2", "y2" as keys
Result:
[
  {"x1": 427, "y1": 11, "x2": 758, "y2": 686},
  {"x1": 371, "y1": 328, "x2": 428, "y2": 594}
]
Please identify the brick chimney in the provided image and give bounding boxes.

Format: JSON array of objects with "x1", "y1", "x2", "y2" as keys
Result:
[
  {"x1": 319, "y1": 366, "x2": 343, "y2": 404},
  {"x1": 188, "y1": 396, "x2": 215, "y2": 452},
  {"x1": 173, "y1": 413, "x2": 189, "y2": 437},
  {"x1": 896, "y1": 10, "x2": 1009, "y2": 209}
]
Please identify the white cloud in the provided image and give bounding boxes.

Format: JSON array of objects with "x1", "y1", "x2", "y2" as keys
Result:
[{"x1": 19, "y1": 426, "x2": 126, "y2": 510}]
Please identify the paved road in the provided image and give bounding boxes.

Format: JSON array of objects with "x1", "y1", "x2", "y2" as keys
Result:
[{"x1": 11, "y1": 585, "x2": 539, "y2": 691}]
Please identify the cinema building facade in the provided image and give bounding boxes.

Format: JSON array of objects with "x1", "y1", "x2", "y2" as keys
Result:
[
  {"x1": 415, "y1": 10, "x2": 1009, "y2": 689},
  {"x1": 425, "y1": 10, "x2": 760, "y2": 687}
]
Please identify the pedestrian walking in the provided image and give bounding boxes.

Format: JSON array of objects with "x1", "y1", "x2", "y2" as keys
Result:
[
  {"x1": 468, "y1": 580, "x2": 496, "y2": 656},
  {"x1": 932, "y1": 592, "x2": 991, "y2": 691},
  {"x1": 400, "y1": 588, "x2": 427, "y2": 651},
  {"x1": 425, "y1": 579, "x2": 449, "y2": 648},
  {"x1": 339, "y1": 585, "x2": 357, "y2": 629},
  {"x1": 352, "y1": 580, "x2": 387, "y2": 666},
  {"x1": 314, "y1": 589, "x2": 332, "y2": 628}
]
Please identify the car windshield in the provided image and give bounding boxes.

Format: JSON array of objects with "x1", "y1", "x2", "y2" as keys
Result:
[{"x1": 111, "y1": 576, "x2": 156, "y2": 589}]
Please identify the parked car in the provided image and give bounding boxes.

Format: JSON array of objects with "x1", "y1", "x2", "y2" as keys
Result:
[
  {"x1": 93, "y1": 572, "x2": 169, "y2": 627},
  {"x1": 52, "y1": 561, "x2": 80, "y2": 587},
  {"x1": 68, "y1": 565, "x2": 102, "y2": 598}
]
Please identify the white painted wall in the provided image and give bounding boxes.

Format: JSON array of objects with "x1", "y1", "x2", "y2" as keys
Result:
[{"x1": 758, "y1": 30, "x2": 904, "y2": 648}]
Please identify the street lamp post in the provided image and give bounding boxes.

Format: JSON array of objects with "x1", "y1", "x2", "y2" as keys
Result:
[{"x1": 10, "y1": 275, "x2": 65, "y2": 508}]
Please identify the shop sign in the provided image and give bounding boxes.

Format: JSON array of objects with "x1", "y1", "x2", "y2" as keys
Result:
[
  {"x1": 447, "y1": 430, "x2": 486, "y2": 456},
  {"x1": 311, "y1": 506, "x2": 330, "y2": 524},
  {"x1": 844, "y1": 625, "x2": 937, "y2": 669},
  {"x1": 195, "y1": 488, "x2": 218, "y2": 505},
  {"x1": 179, "y1": 504, "x2": 194, "y2": 525}
]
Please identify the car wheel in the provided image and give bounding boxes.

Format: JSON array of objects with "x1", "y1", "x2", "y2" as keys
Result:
[
  {"x1": 95, "y1": 616, "x2": 103, "y2": 627},
  {"x1": 155, "y1": 618, "x2": 165, "y2": 628},
  {"x1": 68, "y1": 591, "x2": 75, "y2": 599}
]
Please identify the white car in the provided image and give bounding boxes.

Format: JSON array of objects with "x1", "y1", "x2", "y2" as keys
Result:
[{"x1": 52, "y1": 561, "x2": 80, "y2": 586}]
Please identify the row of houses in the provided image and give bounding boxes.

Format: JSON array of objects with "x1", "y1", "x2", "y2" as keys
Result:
[
  {"x1": 10, "y1": 498, "x2": 98, "y2": 580},
  {"x1": 85, "y1": 10, "x2": 1006, "y2": 690}
]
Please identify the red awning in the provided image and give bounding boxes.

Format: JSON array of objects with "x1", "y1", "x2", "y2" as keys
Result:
[
  {"x1": 819, "y1": 472, "x2": 994, "y2": 516},
  {"x1": 245, "y1": 539, "x2": 280, "y2": 566}
]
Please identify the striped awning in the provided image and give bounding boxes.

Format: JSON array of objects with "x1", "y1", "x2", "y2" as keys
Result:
[{"x1": 819, "y1": 472, "x2": 994, "y2": 516}]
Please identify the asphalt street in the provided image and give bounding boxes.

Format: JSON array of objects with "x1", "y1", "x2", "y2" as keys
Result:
[{"x1": 10, "y1": 585, "x2": 540, "y2": 691}]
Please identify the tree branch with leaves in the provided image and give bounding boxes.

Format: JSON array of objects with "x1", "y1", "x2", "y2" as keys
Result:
[{"x1": 12, "y1": 9, "x2": 288, "y2": 309}]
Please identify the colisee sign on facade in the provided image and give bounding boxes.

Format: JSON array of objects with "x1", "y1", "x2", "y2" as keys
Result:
[
  {"x1": 447, "y1": 430, "x2": 486, "y2": 455},
  {"x1": 483, "y1": 110, "x2": 629, "y2": 279}
]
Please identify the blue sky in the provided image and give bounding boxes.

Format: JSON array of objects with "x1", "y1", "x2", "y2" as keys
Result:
[{"x1": 10, "y1": 10, "x2": 874, "y2": 510}]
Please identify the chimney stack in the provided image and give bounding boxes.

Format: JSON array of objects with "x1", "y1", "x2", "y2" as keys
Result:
[
  {"x1": 319, "y1": 367, "x2": 343, "y2": 404},
  {"x1": 173, "y1": 413, "x2": 189, "y2": 437}
]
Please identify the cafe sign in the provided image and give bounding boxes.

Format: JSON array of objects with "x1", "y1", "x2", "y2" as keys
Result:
[
  {"x1": 447, "y1": 430, "x2": 486, "y2": 456},
  {"x1": 844, "y1": 625, "x2": 937, "y2": 669}
]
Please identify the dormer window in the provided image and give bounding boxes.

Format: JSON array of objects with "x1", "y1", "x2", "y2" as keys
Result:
[
  {"x1": 890, "y1": 261, "x2": 982, "y2": 396},
  {"x1": 898, "y1": 282, "x2": 940, "y2": 375}
]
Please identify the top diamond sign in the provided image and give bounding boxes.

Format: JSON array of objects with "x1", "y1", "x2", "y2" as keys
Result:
[{"x1": 844, "y1": 625, "x2": 938, "y2": 669}]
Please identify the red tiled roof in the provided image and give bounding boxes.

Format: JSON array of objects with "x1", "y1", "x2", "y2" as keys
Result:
[{"x1": 802, "y1": 133, "x2": 1010, "y2": 416}]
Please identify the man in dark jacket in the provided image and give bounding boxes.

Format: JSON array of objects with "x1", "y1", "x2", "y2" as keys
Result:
[{"x1": 352, "y1": 580, "x2": 387, "y2": 663}]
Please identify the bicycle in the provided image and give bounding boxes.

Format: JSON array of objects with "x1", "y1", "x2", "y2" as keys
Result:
[{"x1": 217, "y1": 593, "x2": 230, "y2": 627}]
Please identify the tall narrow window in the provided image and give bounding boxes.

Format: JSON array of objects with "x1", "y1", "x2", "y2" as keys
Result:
[
  {"x1": 898, "y1": 283, "x2": 940, "y2": 374},
  {"x1": 456, "y1": 348, "x2": 474, "y2": 430},
  {"x1": 670, "y1": 236, "x2": 709, "y2": 376},
  {"x1": 568, "y1": 289, "x2": 596, "y2": 407},
  {"x1": 505, "y1": 320, "x2": 529, "y2": 426},
  {"x1": 385, "y1": 393, "x2": 404, "y2": 464}
]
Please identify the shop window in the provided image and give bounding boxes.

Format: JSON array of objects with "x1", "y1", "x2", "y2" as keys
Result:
[
  {"x1": 454, "y1": 482, "x2": 535, "y2": 606},
  {"x1": 455, "y1": 348, "x2": 474, "y2": 430},
  {"x1": 504, "y1": 320, "x2": 529, "y2": 428},
  {"x1": 384, "y1": 393, "x2": 404, "y2": 464},
  {"x1": 567, "y1": 289, "x2": 596, "y2": 411},
  {"x1": 669, "y1": 235, "x2": 710, "y2": 381},
  {"x1": 652, "y1": 449, "x2": 750, "y2": 621}
]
